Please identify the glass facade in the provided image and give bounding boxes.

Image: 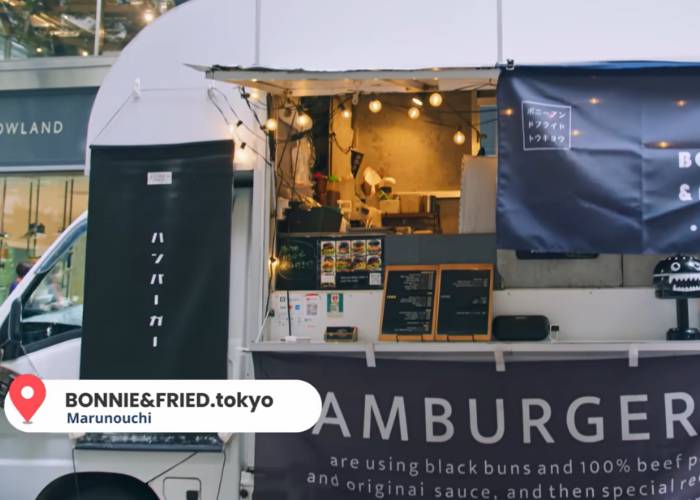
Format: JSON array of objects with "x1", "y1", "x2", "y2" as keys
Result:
[
  {"x1": 0, "y1": 174, "x2": 87, "y2": 298},
  {"x1": 0, "y1": 0, "x2": 175, "y2": 59}
]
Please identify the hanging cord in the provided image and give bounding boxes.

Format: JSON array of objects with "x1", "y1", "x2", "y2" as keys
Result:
[
  {"x1": 90, "y1": 91, "x2": 134, "y2": 144},
  {"x1": 210, "y1": 87, "x2": 265, "y2": 140},
  {"x1": 207, "y1": 89, "x2": 271, "y2": 166}
]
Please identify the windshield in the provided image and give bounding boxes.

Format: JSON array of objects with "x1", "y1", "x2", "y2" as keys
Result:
[{"x1": 20, "y1": 223, "x2": 86, "y2": 345}]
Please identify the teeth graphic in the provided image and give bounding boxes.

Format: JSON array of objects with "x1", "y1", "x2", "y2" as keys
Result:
[
  {"x1": 666, "y1": 273, "x2": 700, "y2": 283},
  {"x1": 672, "y1": 285, "x2": 700, "y2": 292}
]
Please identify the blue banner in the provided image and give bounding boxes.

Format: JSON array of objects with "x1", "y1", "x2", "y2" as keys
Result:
[{"x1": 497, "y1": 64, "x2": 700, "y2": 254}]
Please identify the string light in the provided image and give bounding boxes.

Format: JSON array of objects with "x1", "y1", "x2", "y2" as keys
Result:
[
  {"x1": 429, "y1": 92, "x2": 443, "y2": 107},
  {"x1": 143, "y1": 10, "x2": 154, "y2": 22},
  {"x1": 408, "y1": 106, "x2": 421, "y2": 120},
  {"x1": 80, "y1": 49, "x2": 89, "y2": 57},
  {"x1": 228, "y1": 120, "x2": 243, "y2": 136},
  {"x1": 411, "y1": 97, "x2": 423, "y2": 107},
  {"x1": 264, "y1": 117, "x2": 278, "y2": 132},
  {"x1": 249, "y1": 88, "x2": 262, "y2": 101},
  {"x1": 453, "y1": 128, "x2": 466, "y2": 146},
  {"x1": 339, "y1": 104, "x2": 352, "y2": 119},
  {"x1": 369, "y1": 97, "x2": 382, "y2": 113},
  {"x1": 295, "y1": 112, "x2": 313, "y2": 130},
  {"x1": 677, "y1": 99, "x2": 688, "y2": 107},
  {"x1": 235, "y1": 142, "x2": 252, "y2": 165},
  {"x1": 589, "y1": 97, "x2": 600, "y2": 105}
]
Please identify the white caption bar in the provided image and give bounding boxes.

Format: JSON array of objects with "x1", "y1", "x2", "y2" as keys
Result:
[{"x1": 4, "y1": 378, "x2": 321, "y2": 433}]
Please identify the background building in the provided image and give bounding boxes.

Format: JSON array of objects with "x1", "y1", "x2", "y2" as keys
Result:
[{"x1": 0, "y1": 0, "x2": 172, "y2": 295}]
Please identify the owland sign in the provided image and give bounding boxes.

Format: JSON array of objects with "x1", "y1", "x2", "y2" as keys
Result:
[
  {"x1": 0, "y1": 120, "x2": 64, "y2": 136},
  {"x1": 0, "y1": 87, "x2": 97, "y2": 169}
]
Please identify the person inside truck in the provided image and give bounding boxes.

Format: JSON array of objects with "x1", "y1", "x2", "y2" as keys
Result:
[{"x1": 8, "y1": 261, "x2": 31, "y2": 295}]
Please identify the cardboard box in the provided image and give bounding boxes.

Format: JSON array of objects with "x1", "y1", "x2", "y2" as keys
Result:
[
  {"x1": 379, "y1": 199, "x2": 400, "y2": 214},
  {"x1": 400, "y1": 194, "x2": 422, "y2": 213}
]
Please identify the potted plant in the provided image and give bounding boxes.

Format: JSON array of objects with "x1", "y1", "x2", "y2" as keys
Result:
[{"x1": 326, "y1": 174, "x2": 341, "y2": 208}]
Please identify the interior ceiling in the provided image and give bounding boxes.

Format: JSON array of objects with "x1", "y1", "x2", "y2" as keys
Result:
[{"x1": 199, "y1": 66, "x2": 500, "y2": 96}]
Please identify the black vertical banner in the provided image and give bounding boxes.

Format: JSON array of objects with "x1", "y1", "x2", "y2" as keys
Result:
[{"x1": 81, "y1": 141, "x2": 233, "y2": 379}]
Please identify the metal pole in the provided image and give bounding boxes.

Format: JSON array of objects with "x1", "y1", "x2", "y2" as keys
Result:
[
  {"x1": 93, "y1": 0, "x2": 102, "y2": 56},
  {"x1": 677, "y1": 298, "x2": 689, "y2": 332},
  {"x1": 26, "y1": 182, "x2": 32, "y2": 254}
]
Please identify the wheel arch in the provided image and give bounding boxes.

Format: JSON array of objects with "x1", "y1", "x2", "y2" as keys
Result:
[{"x1": 36, "y1": 471, "x2": 159, "y2": 500}]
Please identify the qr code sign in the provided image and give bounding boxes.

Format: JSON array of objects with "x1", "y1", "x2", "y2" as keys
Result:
[
  {"x1": 369, "y1": 272, "x2": 382, "y2": 286},
  {"x1": 521, "y1": 101, "x2": 572, "y2": 151}
]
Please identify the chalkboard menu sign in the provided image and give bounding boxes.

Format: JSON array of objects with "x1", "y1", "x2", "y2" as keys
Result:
[
  {"x1": 435, "y1": 264, "x2": 493, "y2": 341},
  {"x1": 276, "y1": 234, "x2": 384, "y2": 291},
  {"x1": 380, "y1": 265, "x2": 438, "y2": 341},
  {"x1": 276, "y1": 237, "x2": 318, "y2": 291}
]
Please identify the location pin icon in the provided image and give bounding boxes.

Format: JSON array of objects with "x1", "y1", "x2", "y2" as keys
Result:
[{"x1": 8, "y1": 374, "x2": 46, "y2": 424}]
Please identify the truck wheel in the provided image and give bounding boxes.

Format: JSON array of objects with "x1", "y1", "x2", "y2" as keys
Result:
[
  {"x1": 64, "y1": 482, "x2": 156, "y2": 500},
  {"x1": 40, "y1": 475, "x2": 158, "y2": 500}
]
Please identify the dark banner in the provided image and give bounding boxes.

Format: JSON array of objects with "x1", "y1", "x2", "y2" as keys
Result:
[
  {"x1": 497, "y1": 64, "x2": 700, "y2": 254},
  {"x1": 81, "y1": 141, "x2": 233, "y2": 379},
  {"x1": 0, "y1": 87, "x2": 97, "y2": 169},
  {"x1": 255, "y1": 352, "x2": 700, "y2": 500}
]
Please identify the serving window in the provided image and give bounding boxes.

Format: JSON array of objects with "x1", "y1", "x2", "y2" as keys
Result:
[{"x1": 273, "y1": 90, "x2": 496, "y2": 238}]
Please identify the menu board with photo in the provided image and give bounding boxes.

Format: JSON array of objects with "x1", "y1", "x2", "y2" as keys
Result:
[
  {"x1": 319, "y1": 237, "x2": 383, "y2": 290},
  {"x1": 275, "y1": 234, "x2": 384, "y2": 291}
]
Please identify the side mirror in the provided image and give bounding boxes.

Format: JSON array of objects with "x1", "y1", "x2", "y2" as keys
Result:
[
  {"x1": 8, "y1": 297, "x2": 22, "y2": 342},
  {"x1": 0, "y1": 298, "x2": 21, "y2": 362}
]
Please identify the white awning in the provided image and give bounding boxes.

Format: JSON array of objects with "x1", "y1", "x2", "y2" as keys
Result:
[{"x1": 196, "y1": 65, "x2": 500, "y2": 96}]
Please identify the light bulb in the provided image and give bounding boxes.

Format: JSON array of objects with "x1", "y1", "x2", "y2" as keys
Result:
[
  {"x1": 235, "y1": 143, "x2": 252, "y2": 165},
  {"x1": 295, "y1": 112, "x2": 312, "y2": 130},
  {"x1": 408, "y1": 106, "x2": 421, "y2": 120},
  {"x1": 411, "y1": 97, "x2": 423, "y2": 107},
  {"x1": 264, "y1": 117, "x2": 278, "y2": 132},
  {"x1": 369, "y1": 98, "x2": 382, "y2": 113},
  {"x1": 80, "y1": 49, "x2": 89, "y2": 57},
  {"x1": 342, "y1": 108, "x2": 352, "y2": 119},
  {"x1": 143, "y1": 10, "x2": 154, "y2": 22},
  {"x1": 453, "y1": 129, "x2": 466, "y2": 145},
  {"x1": 429, "y1": 92, "x2": 443, "y2": 107},
  {"x1": 249, "y1": 88, "x2": 261, "y2": 101}
]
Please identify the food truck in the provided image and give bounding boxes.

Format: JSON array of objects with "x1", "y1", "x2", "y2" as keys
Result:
[{"x1": 3, "y1": 0, "x2": 700, "y2": 499}]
